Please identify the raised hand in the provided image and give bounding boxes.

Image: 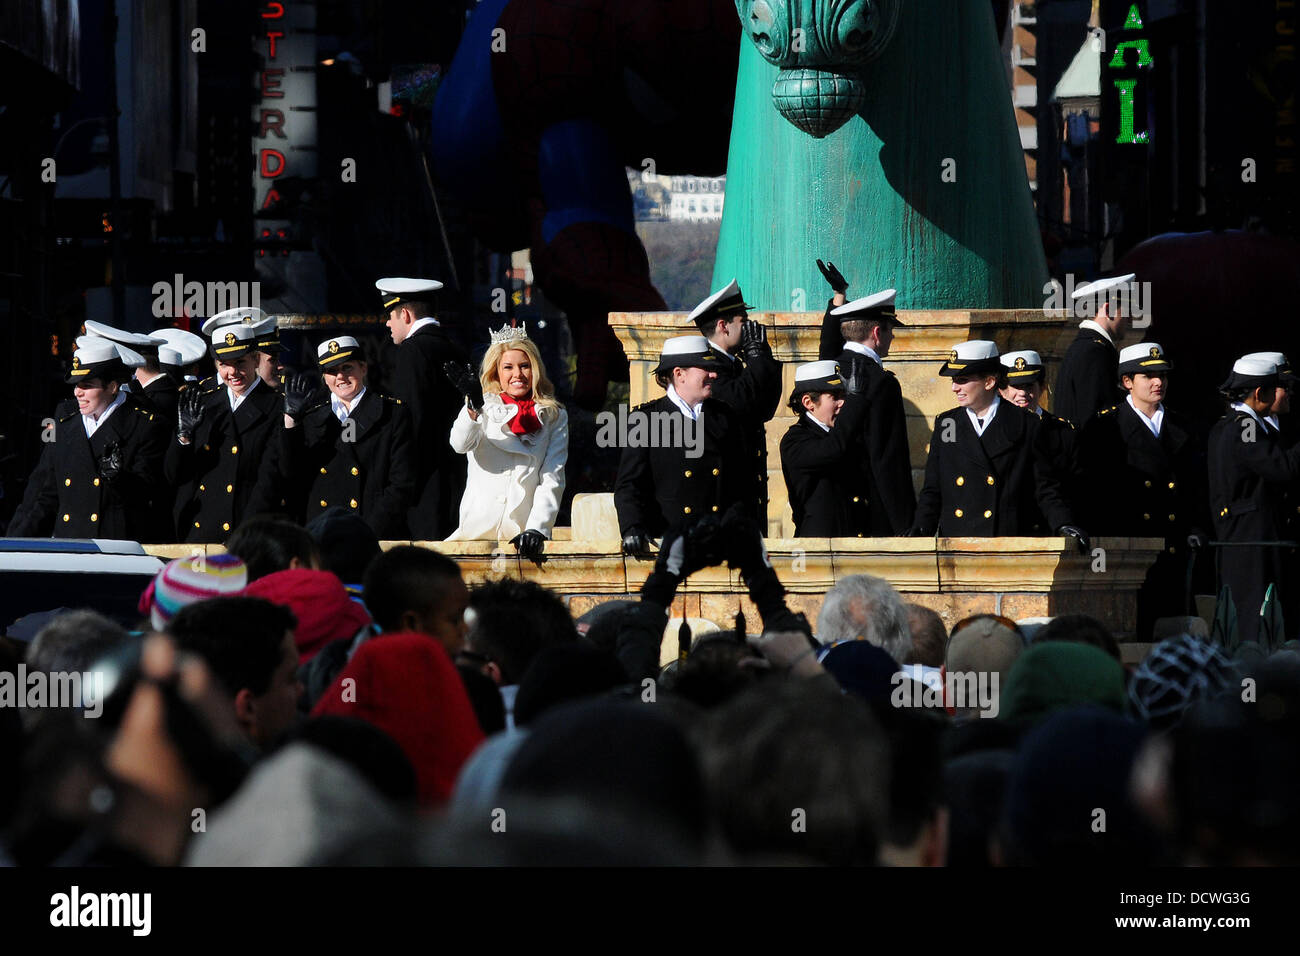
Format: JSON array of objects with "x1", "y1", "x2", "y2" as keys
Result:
[
  {"x1": 442, "y1": 361, "x2": 484, "y2": 411},
  {"x1": 284, "y1": 372, "x2": 321, "y2": 421},
  {"x1": 816, "y1": 258, "x2": 849, "y2": 294},
  {"x1": 739, "y1": 319, "x2": 770, "y2": 361},
  {"x1": 177, "y1": 388, "x2": 206, "y2": 443}
]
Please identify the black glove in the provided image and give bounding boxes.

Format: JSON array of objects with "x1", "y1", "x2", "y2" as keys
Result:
[
  {"x1": 1058, "y1": 525, "x2": 1091, "y2": 555},
  {"x1": 442, "y1": 361, "x2": 484, "y2": 411},
  {"x1": 284, "y1": 372, "x2": 320, "y2": 421},
  {"x1": 98, "y1": 442, "x2": 123, "y2": 483},
  {"x1": 739, "y1": 319, "x2": 769, "y2": 361},
  {"x1": 1187, "y1": 531, "x2": 1207, "y2": 550},
  {"x1": 816, "y1": 259, "x2": 849, "y2": 295},
  {"x1": 900, "y1": 526, "x2": 924, "y2": 538},
  {"x1": 842, "y1": 356, "x2": 868, "y2": 397},
  {"x1": 510, "y1": 530, "x2": 547, "y2": 561},
  {"x1": 622, "y1": 528, "x2": 652, "y2": 558},
  {"x1": 177, "y1": 388, "x2": 205, "y2": 443},
  {"x1": 657, "y1": 513, "x2": 726, "y2": 579}
]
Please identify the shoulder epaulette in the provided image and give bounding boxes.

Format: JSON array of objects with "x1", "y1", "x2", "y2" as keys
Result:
[
  {"x1": 383, "y1": 394, "x2": 402, "y2": 405},
  {"x1": 1098, "y1": 405, "x2": 1117, "y2": 416}
]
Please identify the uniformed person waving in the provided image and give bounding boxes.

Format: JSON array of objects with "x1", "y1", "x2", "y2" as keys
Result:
[
  {"x1": 201, "y1": 307, "x2": 281, "y2": 391},
  {"x1": 1208, "y1": 354, "x2": 1300, "y2": 644},
  {"x1": 687, "y1": 279, "x2": 782, "y2": 525},
  {"x1": 1074, "y1": 343, "x2": 1210, "y2": 637},
  {"x1": 779, "y1": 360, "x2": 872, "y2": 537},
  {"x1": 908, "y1": 340, "x2": 1084, "y2": 547},
  {"x1": 1055, "y1": 273, "x2": 1136, "y2": 427},
  {"x1": 280, "y1": 336, "x2": 416, "y2": 538},
  {"x1": 166, "y1": 323, "x2": 286, "y2": 543},
  {"x1": 9, "y1": 338, "x2": 170, "y2": 541},
  {"x1": 826, "y1": 286, "x2": 916, "y2": 534}
]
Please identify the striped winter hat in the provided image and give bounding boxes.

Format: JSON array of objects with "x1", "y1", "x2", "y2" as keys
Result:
[{"x1": 138, "y1": 553, "x2": 249, "y2": 631}]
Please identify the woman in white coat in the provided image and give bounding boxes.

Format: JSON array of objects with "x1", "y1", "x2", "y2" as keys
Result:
[{"x1": 443, "y1": 325, "x2": 568, "y2": 558}]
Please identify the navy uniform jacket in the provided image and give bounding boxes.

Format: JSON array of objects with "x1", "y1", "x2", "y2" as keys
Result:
[
  {"x1": 137, "y1": 374, "x2": 180, "y2": 424},
  {"x1": 780, "y1": 395, "x2": 871, "y2": 537},
  {"x1": 1208, "y1": 409, "x2": 1300, "y2": 642},
  {"x1": 166, "y1": 381, "x2": 285, "y2": 543},
  {"x1": 818, "y1": 298, "x2": 916, "y2": 533},
  {"x1": 1054, "y1": 326, "x2": 1119, "y2": 427},
  {"x1": 1075, "y1": 402, "x2": 1209, "y2": 541},
  {"x1": 9, "y1": 395, "x2": 171, "y2": 541},
  {"x1": 708, "y1": 344, "x2": 781, "y2": 524},
  {"x1": 837, "y1": 348, "x2": 916, "y2": 534},
  {"x1": 391, "y1": 323, "x2": 467, "y2": 540},
  {"x1": 281, "y1": 391, "x2": 416, "y2": 538},
  {"x1": 913, "y1": 402, "x2": 1072, "y2": 537},
  {"x1": 1075, "y1": 402, "x2": 1210, "y2": 629},
  {"x1": 614, "y1": 395, "x2": 752, "y2": 538}
]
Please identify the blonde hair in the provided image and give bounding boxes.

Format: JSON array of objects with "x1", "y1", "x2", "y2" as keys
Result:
[{"x1": 479, "y1": 337, "x2": 559, "y2": 410}]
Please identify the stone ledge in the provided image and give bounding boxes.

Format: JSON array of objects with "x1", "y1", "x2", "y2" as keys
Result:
[{"x1": 144, "y1": 536, "x2": 1163, "y2": 636}]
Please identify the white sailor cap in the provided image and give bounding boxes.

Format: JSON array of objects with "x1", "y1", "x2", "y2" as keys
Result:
[
  {"x1": 83, "y1": 320, "x2": 167, "y2": 349},
  {"x1": 940, "y1": 340, "x2": 1000, "y2": 377},
  {"x1": 210, "y1": 323, "x2": 260, "y2": 360},
  {"x1": 1241, "y1": 351, "x2": 1294, "y2": 384},
  {"x1": 830, "y1": 288, "x2": 902, "y2": 326},
  {"x1": 687, "y1": 278, "x2": 751, "y2": 329},
  {"x1": 654, "y1": 334, "x2": 719, "y2": 374},
  {"x1": 1118, "y1": 342, "x2": 1173, "y2": 376},
  {"x1": 791, "y1": 360, "x2": 845, "y2": 394},
  {"x1": 67, "y1": 338, "x2": 145, "y2": 384},
  {"x1": 1000, "y1": 349, "x2": 1044, "y2": 382},
  {"x1": 317, "y1": 336, "x2": 363, "y2": 369},
  {"x1": 248, "y1": 314, "x2": 281, "y2": 353},
  {"x1": 376, "y1": 277, "x2": 445, "y2": 311},
  {"x1": 1071, "y1": 273, "x2": 1137, "y2": 300},
  {"x1": 1220, "y1": 354, "x2": 1281, "y2": 392},
  {"x1": 201, "y1": 307, "x2": 268, "y2": 337},
  {"x1": 152, "y1": 328, "x2": 208, "y2": 368}
]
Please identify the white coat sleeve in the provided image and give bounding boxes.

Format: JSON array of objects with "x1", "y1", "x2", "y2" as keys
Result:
[
  {"x1": 448, "y1": 403, "x2": 484, "y2": 454},
  {"x1": 525, "y1": 407, "x2": 569, "y2": 536}
]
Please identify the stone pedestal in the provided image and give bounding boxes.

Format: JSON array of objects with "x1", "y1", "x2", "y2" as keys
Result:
[{"x1": 611, "y1": 307, "x2": 1091, "y2": 538}]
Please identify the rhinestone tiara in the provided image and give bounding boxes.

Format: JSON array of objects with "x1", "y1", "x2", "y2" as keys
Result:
[{"x1": 489, "y1": 322, "x2": 529, "y2": 345}]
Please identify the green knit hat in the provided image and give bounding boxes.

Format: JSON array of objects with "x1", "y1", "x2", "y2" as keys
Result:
[{"x1": 1000, "y1": 642, "x2": 1127, "y2": 724}]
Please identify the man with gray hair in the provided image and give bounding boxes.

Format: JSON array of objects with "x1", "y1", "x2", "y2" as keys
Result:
[{"x1": 816, "y1": 574, "x2": 911, "y2": 664}]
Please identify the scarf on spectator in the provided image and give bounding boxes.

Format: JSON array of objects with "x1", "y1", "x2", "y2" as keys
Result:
[{"x1": 500, "y1": 392, "x2": 542, "y2": 435}]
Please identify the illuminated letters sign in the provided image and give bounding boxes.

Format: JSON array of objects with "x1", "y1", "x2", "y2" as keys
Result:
[{"x1": 1111, "y1": 3, "x2": 1153, "y2": 144}]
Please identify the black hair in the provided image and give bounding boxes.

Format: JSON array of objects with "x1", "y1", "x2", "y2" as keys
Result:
[
  {"x1": 226, "y1": 516, "x2": 321, "y2": 582},
  {"x1": 306, "y1": 507, "x2": 381, "y2": 584},
  {"x1": 288, "y1": 717, "x2": 418, "y2": 807},
  {"x1": 467, "y1": 578, "x2": 577, "y2": 685},
  {"x1": 1032, "y1": 613, "x2": 1121, "y2": 662},
  {"x1": 167, "y1": 597, "x2": 297, "y2": 697},
  {"x1": 787, "y1": 389, "x2": 838, "y2": 415},
  {"x1": 362, "y1": 545, "x2": 463, "y2": 633}
]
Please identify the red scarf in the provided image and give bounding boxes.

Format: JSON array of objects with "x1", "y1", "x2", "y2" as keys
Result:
[{"x1": 501, "y1": 392, "x2": 543, "y2": 434}]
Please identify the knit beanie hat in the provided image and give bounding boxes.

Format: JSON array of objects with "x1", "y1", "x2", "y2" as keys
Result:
[
  {"x1": 138, "y1": 553, "x2": 248, "y2": 631},
  {"x1": 1000, "y1": 642, "x2": 1127, "y2": 725},
  {"x1": 1128, "y1": 634, "x2": 1237, "y2": 731},
  {"x1": 243, "y1": 568, "x2": 372, "y2": 663}
]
